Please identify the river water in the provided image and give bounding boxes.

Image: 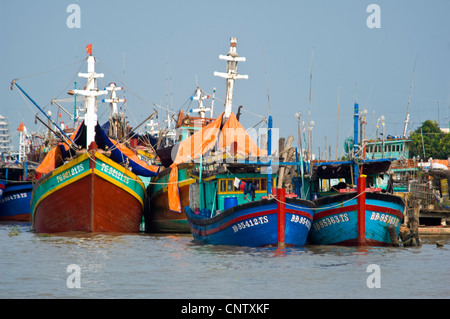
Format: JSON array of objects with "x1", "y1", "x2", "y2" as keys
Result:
[{"x1": 1, "y1": 221, "x2": 449, "y2": 300}]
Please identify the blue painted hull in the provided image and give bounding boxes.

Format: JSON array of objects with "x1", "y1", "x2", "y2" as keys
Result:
[
  {"x1": 0, "y1": 182, "x2": 33, "y2": 221},
  {"x1": 308, "y1": 192, "x2": 405, "y2": 246},
  {"x1": 185, "y1": 198, "x2": 315, "y2": 247}
]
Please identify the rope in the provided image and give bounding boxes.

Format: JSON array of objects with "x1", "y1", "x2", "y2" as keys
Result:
[
  {"x1": 268, "y1": 190, "x2": 367, "y2": 211},
  {"x1": 0, "y1": 178, "x2": 33, "y2": 184},
  {"x1": 13, "y1": 59, "x2": 85, "y2": 81},
  {"x1": 83, "y1": 150, "x2": 190, "y2": 185}
]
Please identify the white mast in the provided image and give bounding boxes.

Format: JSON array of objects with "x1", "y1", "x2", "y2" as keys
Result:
[
  {"x1": 214, "y1": 37, "x2": 248, "y2": 121},
  {"x1": 73, "y1": 48, "x2": 107, "y2": 148},
  {"x1": 102, "y1": 83, "x2": 125, "y2": 117},
  {"x1": 190, "y1": 86, "x2": 210, "y2": 118},
  {"x1": 18, "y1": 125, "x2": 27, "y2": 163},
  {"x1": 210, "y1": 87, "x2": 216, "y2": 118}
]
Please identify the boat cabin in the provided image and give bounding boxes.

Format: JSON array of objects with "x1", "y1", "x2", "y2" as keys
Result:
[
  {"x1": 188, "y1": 162, "x2": 276, "y2": 217},
  {"x1": 309, "y1": 159, "x2": 392, "y2": 198}
]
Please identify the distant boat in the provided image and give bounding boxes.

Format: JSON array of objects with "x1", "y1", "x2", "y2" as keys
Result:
[
  {"x1": 0, "y1": 121, "x2": 35, "y2": 222},
  {"x1": 144, "y1": 74, "x2": 218, "y2": 232},
  {"x1": 0, "y1": 177, "x2": 33, "y2": 222},
  {"x1": 12, "y1": 45, "x2": 159, "y2": 233}
]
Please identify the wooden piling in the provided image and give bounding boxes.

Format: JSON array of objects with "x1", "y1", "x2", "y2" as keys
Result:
[
  {"x1": 277, "y1": 188, "x2": 286, "y2": 248},
  {"x1": 388, "y1": 224, "x2": 400, "y2": 247},
  {"x1": 357, "y1": 175, "x2": 366, "y2": 246}
]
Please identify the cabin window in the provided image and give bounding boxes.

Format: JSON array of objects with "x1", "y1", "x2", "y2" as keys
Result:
[{"x1": 218, "y1": 178, "x2": 269, "y2": 194}]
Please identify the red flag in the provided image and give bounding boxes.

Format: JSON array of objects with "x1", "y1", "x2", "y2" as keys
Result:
[
  {"x1": 86, "y1": 43, "x2": 92, "y2": 55},
  {"x1": 17, "y1": 122, "x2": 23, "y2": 132}
]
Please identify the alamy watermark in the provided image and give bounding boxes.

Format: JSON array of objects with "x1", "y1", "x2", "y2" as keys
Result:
[
  {"x1": 366, "y1": 4, "x2": 381, "y2": 29},
  {"x1": 66, "y1": 4, "x2": 81, "y2": 29},
  {"x1": 66, "y1": 264, "x2": 81, "y2": 288},
  {"x1": 366, "y1": 264, "x2": 381, "y2": 288},
  {"x1": 169, "y1": 126, "x2": 281, "y2": 175}
]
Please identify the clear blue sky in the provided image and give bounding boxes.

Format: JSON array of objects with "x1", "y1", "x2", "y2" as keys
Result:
[{"x1": 1, "y1": 0, "x2": 449, "y2": 159}]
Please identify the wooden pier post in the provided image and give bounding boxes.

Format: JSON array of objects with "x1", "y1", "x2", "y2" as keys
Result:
[
  {"x1": 388, "y1": 224, "x2": 400, "y2": 247},
  {"x1": 357, "y1": 174, "x2": 367, "y2": 246},
  {"x1": 277, "y1": 188, "x2": 286, "y2": 247}
]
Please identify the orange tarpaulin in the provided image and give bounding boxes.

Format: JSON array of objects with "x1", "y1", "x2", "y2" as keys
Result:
[
  {"x1": 36, "y1": 122, "x2": 83, "y2": 174},
  {"x1": 168, "y1": 113, "x2": 224, "y2": 212},
  {"x1": 168, "y1": 112, "x2": 266, "y2": 212},
  {"x1": 36, "y1": 146, "x2": 62, "y2": 174},
  {"x1": 219, "y1": 112, "x2": 266, "y2": 157}
]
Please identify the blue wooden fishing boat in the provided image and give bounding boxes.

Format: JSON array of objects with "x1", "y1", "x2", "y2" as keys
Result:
[
  {"x1": 185, "y1": 190, "x2": 314, "y2": 247},
  {"x1": 307, "y1": 162, "x2": 405, "y2": 246},
  {"x1": 0, "y1": 181, "x2": 33, "y2": 222},
  {"x1": 307, "y1": 103, "x2": 405, "y2": 246},
  {"x1": 0, "y1": 123, "x2": 35, "y2": 222},
  {"x1": 170, "y1": 37, "x2": 314, "y2": 247}
]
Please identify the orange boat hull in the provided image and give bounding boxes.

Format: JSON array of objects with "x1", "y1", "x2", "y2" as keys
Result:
[{"x1": 32, "y1": 152, "x2": 145, "y2": 233}]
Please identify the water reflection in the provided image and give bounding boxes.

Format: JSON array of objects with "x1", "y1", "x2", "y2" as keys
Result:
[{"x1": 1, "y1": 223, "x2": 449, "y2": 298}]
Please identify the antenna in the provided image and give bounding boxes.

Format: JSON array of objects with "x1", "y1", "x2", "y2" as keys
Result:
[
  {"x1": 336, "y1": 86, "x2": 340, "y2": 160},
  {"x1": 307, "y1": 48, "x2": 314, "y2": 139},
  {"x1": 403, "y1": 55, "x2": 417, "y2": 138},
  {"x1": 263, "y1": 47, "x2": 271, "y2": 115},
  {"x1": 307, "y1": 47, "x2": 314, "y2": 161}
]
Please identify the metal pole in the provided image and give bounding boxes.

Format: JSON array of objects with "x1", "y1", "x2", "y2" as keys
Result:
[
  {"x1": 11, "y1": 81, "x2": 77, "y2": 146},
  {"x1": 357, "y1": 174, "x2": 367, "y2": 246},
  {"x1": 277, "y1": 188, "x2": 286, "y2": 247},
  {"x1": 267, "y1": 115, "x2": 272, "y2": 195}
]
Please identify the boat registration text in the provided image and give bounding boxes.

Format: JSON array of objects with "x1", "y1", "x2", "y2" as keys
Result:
[
  {"x1": 56, "y1": 164, "x2": 85, "y2": 184},
  {"x1": 312, "y1": 213, "x2": 350, "y2": 231},
  {"x1": 232, "y1": 216, "x2": 269, "y2": 233}
]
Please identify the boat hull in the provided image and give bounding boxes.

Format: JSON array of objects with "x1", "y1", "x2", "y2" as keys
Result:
[
  {"x1": 144, "y1": 164, "x2": 194, "y2": 233},
  {"x1": 185, "y1": 198, "x2": 314, "y2": 247},
  {"x1": 309, "y1": 192, "x2": 405, "y2": 246},
  {"x1": 31, "y1": 152, "x2": 145, "y2": 233},
  {"x1": 0, "y1": 182, "x2": 33, "y2": 222}
]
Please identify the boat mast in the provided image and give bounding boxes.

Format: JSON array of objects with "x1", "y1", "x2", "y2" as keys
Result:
[
  {"x1": 214, "y1": 37, "x2": 248, "y2": 122},
  {"x1": 102, "y1": 83, "x2": 126, "y2": 139},
  {"x1": 190, "y1": 86, "x2": 210, "y2": 118},
  {"x1": 18, "y1": 124, "x2": 27, "y2": 163},
  {"x1": 73, "y1": 46, "x2": 107, "y2": 148}
]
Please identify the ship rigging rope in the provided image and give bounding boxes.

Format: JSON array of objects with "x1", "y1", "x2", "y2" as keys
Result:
[
  {"x1": 13, "y1": 61, "x2": 85, "y2": 119},
  {"x1": 12, "y1": 59, "x2": 85, "y2": 81},
  {"x1": 83, "y1": 151, "x2": 192, "y2": 185},
  {"x1": 223, "y1": 165, "x2": 367, "y2": 211},
  {"x1": 268, "y1": 190, "x2": 367, "y2": 211},
  {"x1": 96, "y1": 59, "x2": 177, "y2": 116},
  {"x1": 81, "y1": 152, "x2": 370, "y2": 205}
]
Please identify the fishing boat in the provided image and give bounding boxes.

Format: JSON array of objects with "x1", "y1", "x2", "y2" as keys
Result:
[
  {"x1": 176, "y1": 37, "x2": 315, "y2": 246},
  {"x1": 144, "y1": 79, "x2": 217, "y2": 232},
  {"x1": 0, "y1": 122, "x2": 35, "y2": 222},
  {"x1": 307, "y1": 103, "x2": 405, "y2": 246},
  {"x1": 184, "y1": 160, "x2": 315, "y2": 247},
  {"x1": 0, "y1": 171, "x2": 33, "y2": 222},
  {"x1": 12, "y1": 45, "x2": 159, "y2": 233}
]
